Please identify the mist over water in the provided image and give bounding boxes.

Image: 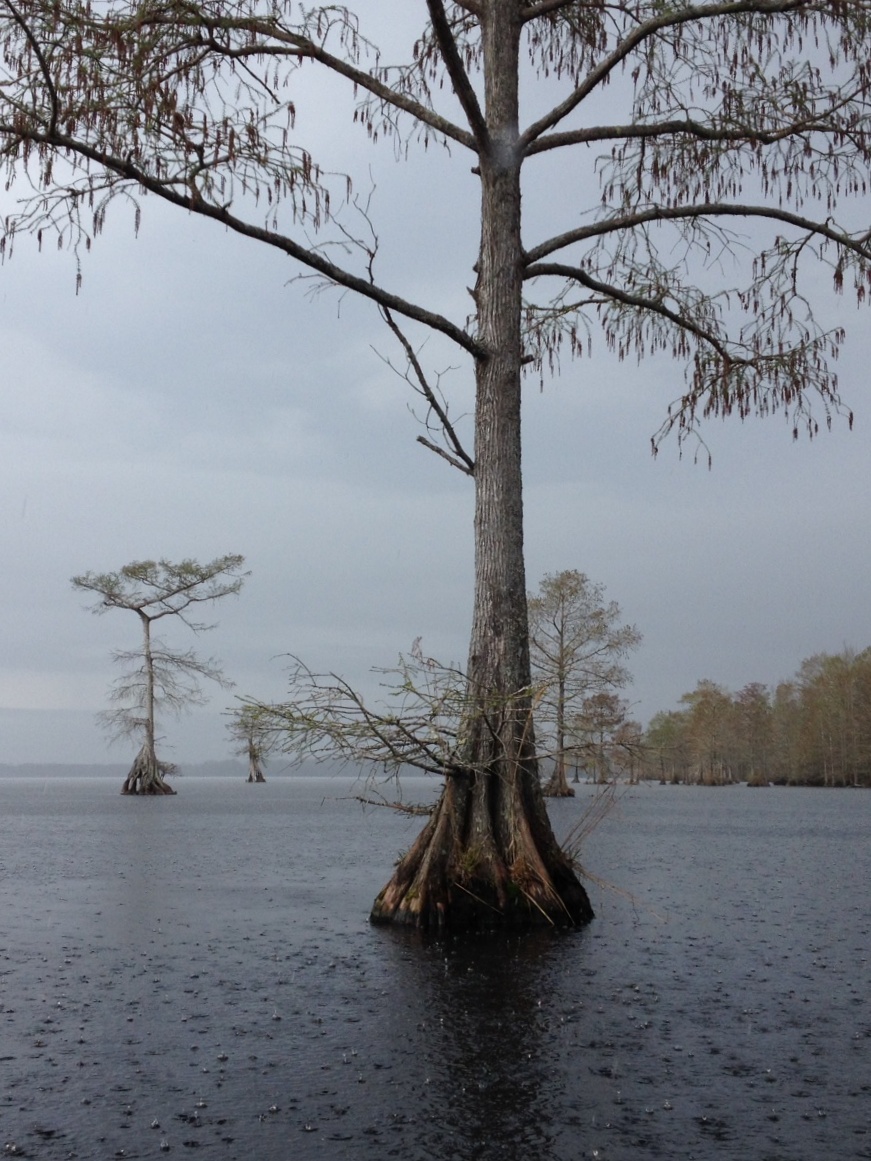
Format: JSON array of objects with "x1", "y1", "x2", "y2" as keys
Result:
[{"x1": 0, "y1": 777, "x2": 868, "y2": 1159}]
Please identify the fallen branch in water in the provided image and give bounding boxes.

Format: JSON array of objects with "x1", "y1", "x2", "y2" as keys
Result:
[{"x1": 350, "y1": 794, "x2": 433, "y2": 816}]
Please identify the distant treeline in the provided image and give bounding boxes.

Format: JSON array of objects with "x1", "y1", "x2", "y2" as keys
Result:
[
  {"x1": 0, "y1": 760, "x2": 247, "y2": 779},
  {"x1": 643, "y1": 647, "x2": 871, "y2": 787}
]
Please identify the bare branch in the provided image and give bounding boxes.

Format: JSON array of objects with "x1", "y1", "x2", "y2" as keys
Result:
[
  {"x1": 425, "y1": 0, "x2": 489, "y2": 147},
  {"x1": 518, "y1": 0, "x2": 809, "y2": 151},
  {"x1": 415, "y1": 434, "x2": 474, "y2": 473},
  {"x1": 248, "y1": 649, "x2": 548, "y2": 781},
  {"x1": 351, "y1": 793, "x2": 434, "y2": 816},
  {"x1": 382, "y1": 307, "x2": 475, "y2": 475},
  {"x1": 525, "y1": 259, "x2": 735, "y2": 360},
  {"x1": 525, "y1": 114, "x2": 833, "y2": 157},
  {"x1": 162, "y1": 9, "x2": 477, "y2": 151},
  {"x1": 4, "y1": 125, "x2": 485, "y2": 357},
  {"x1": 521, "y1": 0, "x2": 578, "y2": 21},
  {"x1": 525, "y1": 204, "x2": 871, "y2": 266}
]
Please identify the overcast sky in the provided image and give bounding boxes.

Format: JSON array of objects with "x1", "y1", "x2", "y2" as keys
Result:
[{"x1": 3, "y1": 9, "x2": 871, "y2": 766}]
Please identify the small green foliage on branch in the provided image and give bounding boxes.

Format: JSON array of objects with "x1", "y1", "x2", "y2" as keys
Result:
[{"x1": 245, "y1": 642, "x2": 472, "y2": 779}]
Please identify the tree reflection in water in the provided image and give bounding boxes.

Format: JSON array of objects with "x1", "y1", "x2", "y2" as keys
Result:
[{"x1": 374, "y1": 927, "x2": 608, "y2": 1159}]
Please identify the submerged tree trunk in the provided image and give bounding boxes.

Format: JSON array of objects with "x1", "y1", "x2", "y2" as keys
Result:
[
  {"x1": 371, "y1": 3, "x2": 592, "y2": 931},
  {"x1": 247, "y1": 744, "x2": 266, "y2": 783},
  {"x1": 544, "y1": 760, "x2": 575, "y2": 797},
  {"x1": 121, "y1": 741, "x2": 177, "y2": 795},
  {"x1": 371, "y1": 760, "x2": 592, "y2": 929}
]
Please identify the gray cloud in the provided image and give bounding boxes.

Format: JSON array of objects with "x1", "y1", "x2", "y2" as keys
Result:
[{"x1": 3, "y1": 66, "x2": 871, "y2": 765}]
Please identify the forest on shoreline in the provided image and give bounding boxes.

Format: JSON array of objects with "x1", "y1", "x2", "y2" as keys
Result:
[{"x1": 639, "y1": 647, "x2": 871, "y2": 788}]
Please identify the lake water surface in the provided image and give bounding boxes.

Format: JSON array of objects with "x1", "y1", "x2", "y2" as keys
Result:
[{"x1": 0, "y1": 777, "x2": 868, "y2": 1160}]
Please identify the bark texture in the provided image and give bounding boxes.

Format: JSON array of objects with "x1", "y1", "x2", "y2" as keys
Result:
[{"x1": 370, "y1": 765, "x2": 593, "y2": 930}]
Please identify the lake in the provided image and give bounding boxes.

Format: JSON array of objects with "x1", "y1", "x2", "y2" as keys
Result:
[{"x1": 0, "y1": 776, "x2": 868, "y2": 1160}]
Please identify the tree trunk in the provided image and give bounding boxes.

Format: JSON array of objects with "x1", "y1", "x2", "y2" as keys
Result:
[
  {"x1": 247, "y1": 744, "x2": 266, "y2": 782},
  {"x1": 121, "y1": 741, "x2": 177, "y2": 795},
  {"x1": 544, "y1": 761, "x2": 575, "y2": 797},
  {"x1": 543, "y1": 672, "x2": 574, "y2": 796},
  {"x1": 142, "y1": 612, "x2": 157, "y2": 758},
  {"x1": 371, "y1": 2, "x2": 592, "y2": 931},
  {"x1": 120, "y1": 616, "x2": 177, "y2": 794}
]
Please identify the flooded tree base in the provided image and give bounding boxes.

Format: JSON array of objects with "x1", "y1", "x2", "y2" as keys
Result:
[
  {"x1": 543, "y1": 764, "x2": 576, "y2": 798},
  {"x1": 121, "y1": 744, "x2": 177, "y2": 795},
  {"x1": 543, "y1": 778, "x2": 576, "y2": 798},
  {"x1": 370, "y1": 769, "x2": 593, "y2": 932}
]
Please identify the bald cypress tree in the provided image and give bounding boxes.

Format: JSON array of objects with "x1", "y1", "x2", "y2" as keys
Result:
[
  {"x1": 73, "y1": 556, "x2": 247, "y2": 794},
  {"x1": 6, "y1": 1, "x2": 871, "y2": 924}
]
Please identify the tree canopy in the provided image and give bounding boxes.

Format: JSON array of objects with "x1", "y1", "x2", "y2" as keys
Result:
[
  {"x1": 642, "y1": 648, "x2": 871, "y2": 786},
  {"x1": 2, "y1": 0, "x2": 870, "y2": 443},
  {"x1": 529, "y1": 570, "x2": 641, "y2": 795}
]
